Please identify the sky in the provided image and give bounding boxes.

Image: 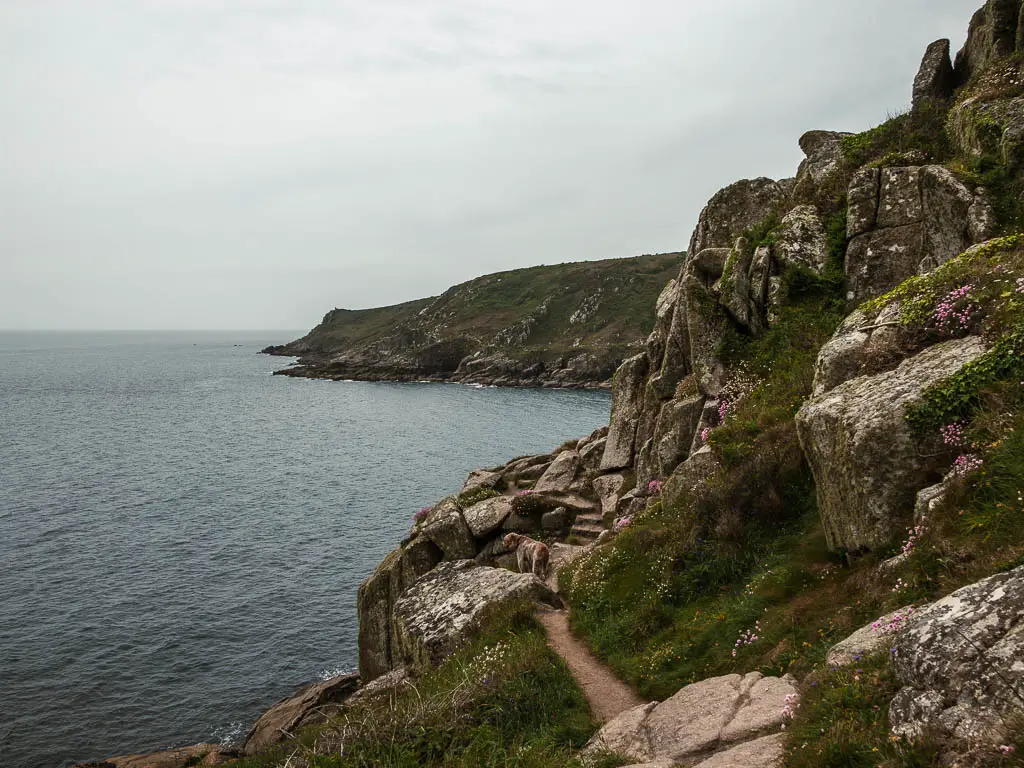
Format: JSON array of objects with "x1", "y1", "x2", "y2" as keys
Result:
[{"x1": 0, "y1": 0, "x2": 982, "y2": 331}]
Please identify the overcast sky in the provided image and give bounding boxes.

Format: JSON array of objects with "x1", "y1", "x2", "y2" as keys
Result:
[{"x1": 1, "y1": 0, "x2": 981, "y2": 331}]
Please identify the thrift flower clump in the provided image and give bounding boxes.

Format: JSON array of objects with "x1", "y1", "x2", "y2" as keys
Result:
[
  {"x1": 931, "y1": 284, "x2": 977, "y2": 334},
  {"x1": 780, "y1": 693, "x2": 799, "y2": 729},
  {"x1": 872, "y1": 607, "x2": 914, "y2": 635},
  {"x1": 951, "y1": 454, "x2": 984, "y2": 477},
  {"x1": 900, "y1": 518, "x2": 928, "y2": 556},
  {"x1": 940, "y1": 421, "x2": 967, "y2": 448},
  {"x1": 732, "y1": 620, "x2": 761, "y2": 657}
]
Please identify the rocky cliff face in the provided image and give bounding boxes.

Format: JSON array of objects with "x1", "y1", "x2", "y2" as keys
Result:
[
  {"x1": 356, "y1": 0, "x2": 1024, "y2": 691},
  {"x1": 264, "y1": 253, "x2": 681, "y2": 388}
]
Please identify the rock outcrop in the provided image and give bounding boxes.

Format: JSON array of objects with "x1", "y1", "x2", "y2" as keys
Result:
[
  {"x1": 242, "y1": 673, "x2": 359, "y2": 755},
  {"x1": 845, "y1": 165, "x2": 991, "y2": 302},
  {"x1": 73, "y1": 744, "x2": 232, "y2": 768},
  {"x1": 585, "y1": 672, "x2": 797, "y2": 766},
  {"x1": 797, "y1": 336, "x2": 988, "y2": 552},
  {"x1": 913, "y1": 39, "x2": 955, "y2": 109},
  {"x1": 890, "y1": 565, "x2": 1024, "y2": 744},
  {"x1": 392, "y1": 561, "x2": 559, "y2": 671}
]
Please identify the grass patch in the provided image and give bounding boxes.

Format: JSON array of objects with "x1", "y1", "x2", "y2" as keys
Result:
[
  {"x1": 784, "y1": 654, "x2": 941, "y2": 767},
  {"x1": 840, "y1": 103, "x2": 953, "y2": 169},
  {"x1": 785, "y1": 652, "x2": 1024, "y2": 767},
  {"x1": 229, "y1": 603, "x2": 612, "y2": 768}
]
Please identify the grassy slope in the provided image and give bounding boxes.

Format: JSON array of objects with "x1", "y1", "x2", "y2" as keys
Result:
[
  {"x1": 284, "y1": 299, "x2": 434, "y2": 356},
  {"x1": 276, "y1": 253, "x2": 682, "y2": 364},
  {"x1": 559, "y1": 115, "x2": 1024, "y2": 763},
  {"x1": 225, "y1": 604, "x2": 627, "y2": 768}
]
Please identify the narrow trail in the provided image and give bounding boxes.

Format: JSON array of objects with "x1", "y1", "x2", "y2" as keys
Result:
[
  {"x1": 536, "y1": 544, "x2": 648, "y2": 723},
  {"x1": 536, "y1": 608, "x2": 648, "y2": 723}
]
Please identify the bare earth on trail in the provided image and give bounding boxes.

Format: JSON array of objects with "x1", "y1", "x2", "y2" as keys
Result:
[
  {"x1": 536, "y1": 608, "x2": 648, "y2": 723},
  {"x1": 537, "y1": 543, "x2": 647, "y2": 723}
]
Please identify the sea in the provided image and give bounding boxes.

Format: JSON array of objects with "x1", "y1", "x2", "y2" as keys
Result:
[{"x1": 0, "y1": 331, "x2": 612, "y2": 768}]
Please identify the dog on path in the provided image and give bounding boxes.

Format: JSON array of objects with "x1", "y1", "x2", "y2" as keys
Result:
[{"x1": 503, "y1": 533, "x2": 550, "y2": 579}]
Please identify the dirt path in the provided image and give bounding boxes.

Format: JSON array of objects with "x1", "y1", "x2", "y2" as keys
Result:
[
  {"x1": 536, "y1": 608, "x2": 647, "y2": 723},
  {"x1": 537, "y1": 543, "x2": 647, "y2": 723}
]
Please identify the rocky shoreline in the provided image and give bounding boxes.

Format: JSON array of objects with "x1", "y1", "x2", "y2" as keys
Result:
[{"x1": 262, "y1": 347, "x2": 617, "y2": 390}]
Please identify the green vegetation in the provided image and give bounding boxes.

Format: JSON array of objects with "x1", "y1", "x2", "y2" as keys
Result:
[
  {"x1": 274, "y1": 252, "x2": 683, "y2": 375},
  {"x1": 562, "y1": 249, "x2": 1024, "y2": 759},
  {"x1": 784, "y1": 655, "x2": 943, "y2": 768},
  {"x1": 839, "y1": 103, "x2": 953, "y2": 170},
  {"x1": 856, "y1": 235, "x2": 1024, "y2": 434},
  {"x1": 229, "y1": 603, "x2": 618, "y2": 768},
  {"x1": 562, "y1": 278, "x2": 850, "y2": 700},
  {"x1": 895, "y1": 380, "x2": 1024, "y2": 600}
]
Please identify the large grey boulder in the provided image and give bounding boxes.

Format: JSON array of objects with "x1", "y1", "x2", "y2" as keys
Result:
[
  {"x1": 848, "y1": 168, "x2": 880, "y2": 238},
  {"x1": 846, "y1": 224, "x2": 926, "y2": 304},
  {"x1": 913, "y1": 39, "x2": 955, "y2": 109},
  {"x1": 691, "y1": 734, "x2": 786, "y2": 768},
  {"x1": 534, "y1": 449, "x2": 581, "y2": 493},
  {"x1": 461, "y1": 469, "x2": 502, "y2": 494},
  {"x1": 462, "y1": 496, "x2": 513, "y2": 538},
  {"x1": 646, "y1": 278, "x2": 680, "y2": 369},
  {"x1": 601, "y1": 354, "x2": 649, "y2": 471},
  {"x1": 357, "y1": 537, "x2": 443, "y2": 681},
  {"x1": 796, "y1": 337, "x2": 988, "y2": 552},
  {"x1": 688, "y1": 178, "x2": 790, "y2": 256},
  {"x1": 890, "y1": 565, "x2": 1024, "y2": 744},
  {"x1": 423, "y1": 498, "x2": 477, "y2": 560},
  {"x1": 950, "y1": 92, "x2": 1024, "y2": 170},
  {"x1": 636, "y1": 394, "x2": 705, "y2": 487},
  {"x1": 593, "y1": 473, "x2": 628, "y2": 519},
  {"x1": 585, "y1": 672, "x2": 797, "y2": 764},
  {"x1": 684, "y1": 273, "x2": 730, "y2": 396},
  {"x1": 243, "y1": 673, "x2": 359, "y2": 755},
  {"x1": 579, "y1": 436, "x2": 607, "y2": 472},
  {"x1": 812, "y1": 302, "x2": 927, "y2": 397},
  {"x1": 663, "y1": 445, "x2": 719, "y2": 510},
  {"x1": 392, "y1": 561, "x2": 559, "y2": 671}
]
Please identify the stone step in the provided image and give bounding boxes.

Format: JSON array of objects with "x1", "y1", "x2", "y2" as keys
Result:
[
  {"x1": 533, "y1": 491, "x2": 598, "y2": 514},
  {"x1": 574, "y1": 512, "x2": 604, "y2": 524},
  {"x1": 570, "y1": 522, "x2": 605, "y2": 539}
]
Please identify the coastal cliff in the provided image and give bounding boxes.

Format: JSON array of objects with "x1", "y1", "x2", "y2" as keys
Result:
[
  {"x1": 79, "y1": 2, "x2": 1024, "y2": 766},
  {"x1": 263, "y1": 253, "x2": 681, "y2": 388}
]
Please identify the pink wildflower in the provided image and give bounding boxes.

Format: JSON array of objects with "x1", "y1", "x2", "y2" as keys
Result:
[
  {"x1": 951, "y1": 454, "x2": 984, "y2": 477},
  {"x1": 932, "y1": 284, "x2": 977, "y2": 334},
  {"x1": 941, "y1": 421, "x2": 967, "y2": 448}
]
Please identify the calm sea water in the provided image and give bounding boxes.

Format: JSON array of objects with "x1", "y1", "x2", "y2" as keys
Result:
[{"x1": 0, "y1": 331, "x2": 611, "y2": 768}]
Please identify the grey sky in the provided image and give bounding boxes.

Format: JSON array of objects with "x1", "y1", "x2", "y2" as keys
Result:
[{"x1": 1, "y1": 0, "x2": 981, "y2": 331}]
